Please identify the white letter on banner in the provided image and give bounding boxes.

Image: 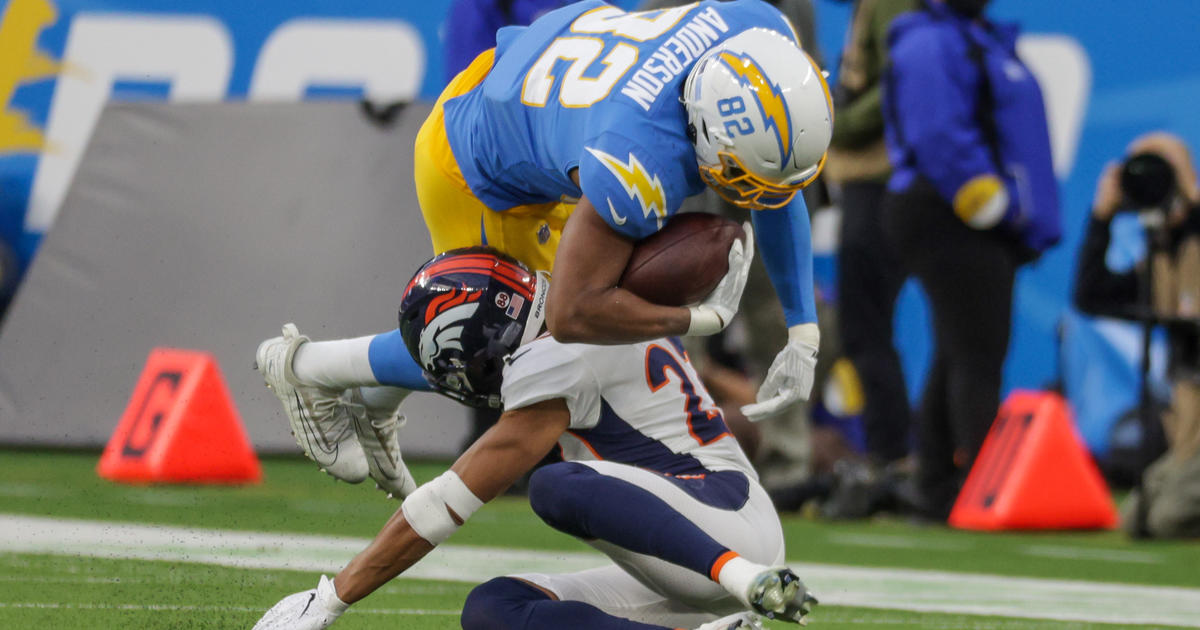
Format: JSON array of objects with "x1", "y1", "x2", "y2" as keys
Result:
[
  {"x1": 25, "y1": 16, "x2": 232, "y2": 232},
  {"x1": 249, "y1": 19, "x2": 425, "y2": 102},
  {"x1": 1018, "y1": 35, "x2": 1091, "y2": 179}
]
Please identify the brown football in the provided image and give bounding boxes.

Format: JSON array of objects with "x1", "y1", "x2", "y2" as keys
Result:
[{"x1": 619, "y1": 213, "x2": 745, "y2": 307}]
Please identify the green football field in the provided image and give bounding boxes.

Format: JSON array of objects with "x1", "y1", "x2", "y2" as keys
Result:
[{"x1": 1, "y1": 450, "x2": 1198, "y2": 629}]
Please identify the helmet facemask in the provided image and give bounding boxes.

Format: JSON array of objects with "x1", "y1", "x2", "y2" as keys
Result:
[{"x1": 698, "y1": 151, "x2": 826, "y2": 209}]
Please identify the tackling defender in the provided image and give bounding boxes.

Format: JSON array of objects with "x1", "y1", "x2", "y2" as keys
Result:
[
  {"x1": 253, "y1": 0, "x2": 833, "y2": 493},
  {"x1": 252, "y1": 249, "x2": 817, "y2": 630}
]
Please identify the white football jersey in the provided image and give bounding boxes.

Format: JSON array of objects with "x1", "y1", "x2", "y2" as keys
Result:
[{"x1": 501, "y1": 335, "x2": 756, "y2": 479}]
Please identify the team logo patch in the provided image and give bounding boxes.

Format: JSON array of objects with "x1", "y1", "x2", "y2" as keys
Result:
[
  {"x1": 537, "y1": 222, "x2": 551, "y2": 244},
  {"x1": 584, "y1": 147, "x2": 667, "y2": 223},
  {"x1": 718, "y1": 52, "x2": 793, "y2": 163}
]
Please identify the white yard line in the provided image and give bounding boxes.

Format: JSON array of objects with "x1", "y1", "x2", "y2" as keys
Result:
[
  {"x1": 824, "y1": 532, "x2": 974, "y2": 552},
  {"x1": 0, "y1": 602, "x2": 458, "y2": 615},
  {"x1": 1019, "y1": 543, "x2": 1163, "y2": 564},
  {"x1": 1, "y1": 514, "x2": 1197, "y2": 628}
]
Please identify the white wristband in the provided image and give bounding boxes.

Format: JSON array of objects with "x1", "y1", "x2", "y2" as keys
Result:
[
  {"x1": 438, "y1": 470, "x2": 484, "y2": 521},
  {"x1": 687, "y1": 305, "x2": 725, "y2": 336},
  {"x1": 400, "y1": 471, "x2": 483, "y2": 546},
  {"x1": 788, "y1": 323, "x2": 820, "y2": 348}
]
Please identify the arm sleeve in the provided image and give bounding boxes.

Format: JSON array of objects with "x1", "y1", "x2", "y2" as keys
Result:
[
  {"x1": 753, "y1": 195, "x2": 817, "y2": 326},
  {"x1": 888, "y1": 27, "x2": 1002, "y2": 205},
  {"x1": 1074, "y1": 215, "x2": 1140, "y2": 316},
  {"x1": 501, "y1": 341, "x2": 603, "y2": 429}
]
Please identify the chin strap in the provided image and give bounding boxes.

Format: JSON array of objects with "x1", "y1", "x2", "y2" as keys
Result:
[{"x1": 521, "y1": 271, "x2": 551, "y2": 346}]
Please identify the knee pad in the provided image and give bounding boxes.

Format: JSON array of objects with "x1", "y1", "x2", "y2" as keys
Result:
[{"x1": 461, "y1": 577, "x2": 551, "y2": 630}]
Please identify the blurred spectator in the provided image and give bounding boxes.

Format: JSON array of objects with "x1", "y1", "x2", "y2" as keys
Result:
[
  {"x1": 1074, "y1": 131, "x2": 1200, "y2": 538},
  {"x1": 639, "y1": 0, "x2": 827, "y2": 491},
  {"x1": 443, "y1": 0, "x2": 569, "y2": 83},
  {"x1": 825, "y1": 0, "x2": 920, "y2": 499},
  {"x1": 881, "y1": 0, "x2": 1060, "y2": 520}
]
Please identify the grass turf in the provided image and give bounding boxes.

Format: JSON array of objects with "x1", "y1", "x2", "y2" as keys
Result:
[
  {"x1": 0, "y1": 552, "x2": 1177, "y2": 630},
  {"x1": 1, "y1": 450, "x2": 1198, "y2": 629}
]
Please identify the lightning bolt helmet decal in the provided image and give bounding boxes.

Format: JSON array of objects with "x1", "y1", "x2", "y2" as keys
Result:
[{"x1": 718, "y1": 51, "x2": 794, "y2": 165}]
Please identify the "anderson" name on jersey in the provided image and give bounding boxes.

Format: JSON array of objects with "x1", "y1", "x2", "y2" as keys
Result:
[{"x1": 619, "y1": 7, "x2": 729, "y2": 112}]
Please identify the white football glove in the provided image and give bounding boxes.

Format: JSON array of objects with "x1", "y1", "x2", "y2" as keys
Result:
[
  {"x1": 688, "y1": 222, "x2": 755, "y2": 336},
  {"x1": 741, "y1": 324, "x2": 819, "y2": 422},
  {"x1": 253, "y1": 575, "x2": 348, "y2": 630}
]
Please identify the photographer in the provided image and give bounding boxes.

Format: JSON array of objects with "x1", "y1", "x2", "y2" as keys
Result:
[{"x1": 1074, "y1": 131, "x2": 1200, "y2": 538}]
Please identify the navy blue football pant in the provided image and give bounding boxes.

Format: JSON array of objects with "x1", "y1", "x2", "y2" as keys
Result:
[{"x1": 460, "y1": 461, "x2": 783, "y2": 629}]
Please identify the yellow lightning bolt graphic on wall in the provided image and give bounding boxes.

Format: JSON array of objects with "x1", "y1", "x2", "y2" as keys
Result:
[
  {"x1": 0, "y1": 0, "x2": 61, "y2": 155},
  {"x1": 719, "y1": 52, "x2": 791, "y2": 161},
  {"x1": 585, "y1": 146, "x2": 667, "y2": 220}
]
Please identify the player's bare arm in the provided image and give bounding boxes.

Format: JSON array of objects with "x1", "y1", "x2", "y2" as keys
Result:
[
  {"x1": 545, "y1": 191, "x2": 691, "y2": 344},
  {"x1": 546, "y1": 171, "x2": 754, "y2": 344},
  {"x1": 252, "y1": 399, "x2": 569, "y2": 628},
  {"x1": 332, "y1": 399, "x2": 569, "y2": 603}
]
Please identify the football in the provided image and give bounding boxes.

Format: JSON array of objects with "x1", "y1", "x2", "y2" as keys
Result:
[{"x1": 619, "y1": 213, "x2": 746, "y2": 307}]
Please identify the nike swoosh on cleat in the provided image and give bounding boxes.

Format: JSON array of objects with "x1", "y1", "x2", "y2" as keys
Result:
[
  {"x1": 293, "y1": 392, "x2": 339, "y2": 466},
  {"x1": 361, "y1": 417, "x2": 399, "y2": 473},
  {"x1": 300, "y1": 592, "x2": 316, "y2": 616},
  {"x1": 369, "y1": 452, "x2": 400, "y2": 479}
]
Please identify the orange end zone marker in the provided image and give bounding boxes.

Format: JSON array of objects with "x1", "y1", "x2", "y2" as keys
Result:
[
  {"x1": 950, "y1": 390, "x2": 1117, "y2": 531},
  {"x1": 97, "y1": 348, "x2": 261, "y2": 484}
]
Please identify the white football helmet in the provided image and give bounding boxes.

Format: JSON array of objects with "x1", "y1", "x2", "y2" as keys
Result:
[{"x1": 682, "y1": 29, "x2": 833, "y2": 209}]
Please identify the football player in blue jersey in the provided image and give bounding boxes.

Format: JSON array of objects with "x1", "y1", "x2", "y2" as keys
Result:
[
  {"x1": 254, "y1": 1, "x2": 833, "y2": 493},
  {"x1": 252, "y1": 249, "x2": 817, "y2": 630}
]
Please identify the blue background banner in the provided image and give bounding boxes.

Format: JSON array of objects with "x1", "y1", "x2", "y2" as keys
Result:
[
  {"x1": 3, "y1": 0, "x2": 1197, "y2": 454},
  {"x1": 815, "y1": 0, "x2": 1200, "y2": 455}
]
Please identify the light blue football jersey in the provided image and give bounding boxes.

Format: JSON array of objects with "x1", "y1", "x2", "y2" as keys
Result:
[{"x1": 442, "y1": 0, "x2": 798, "y2": 240}]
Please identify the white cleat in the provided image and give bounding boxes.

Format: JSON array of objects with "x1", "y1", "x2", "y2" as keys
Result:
[
  {"x1": 347, "y1": 388, "x2": 419, "y2": 499},
  {"x1": 255, "y1": 323, "x2": 369, "y2": 483},
  {"x1": 745, "y1": 567, "x2": 818, "y2": 625},
  {"x1": 695, "y1": 612, "x2": 764, "y2": 630}
]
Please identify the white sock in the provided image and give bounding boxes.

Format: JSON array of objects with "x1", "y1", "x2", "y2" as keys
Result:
[
  {"x1": 717, "y1": 556, "x2": 766, "y2": 605},
  {"x1": 359, "y1": 386, "x2": 411, "y2": 416},
  {"x1": 292, "y1": 336, "x2": 379, "y2": 390}
]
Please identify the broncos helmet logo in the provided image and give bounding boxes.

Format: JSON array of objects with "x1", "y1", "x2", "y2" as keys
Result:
[{"x1": 418, "y1": 302, "x2": 480, "y2": 373}]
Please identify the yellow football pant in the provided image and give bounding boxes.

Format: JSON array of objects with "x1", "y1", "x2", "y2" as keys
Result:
[{"x1": 413, "y1": 48, "x2": 575, "y2": 273}]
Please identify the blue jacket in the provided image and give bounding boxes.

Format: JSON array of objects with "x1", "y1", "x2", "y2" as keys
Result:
[
  {"x1": 443, "y1": 0, "x2": 571, "y2": 83},
  {"x1": 883, "y1": 1, "x2": 1060, "y2": 254}
]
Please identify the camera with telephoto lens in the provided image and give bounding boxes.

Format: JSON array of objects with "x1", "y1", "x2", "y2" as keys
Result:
[{"x1": 1120, "y1": 152, "x2": 1177, "y2": 209}]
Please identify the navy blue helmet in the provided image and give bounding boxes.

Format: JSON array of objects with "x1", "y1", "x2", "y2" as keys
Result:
[{"x1": 399, "y1": 247, "x2": 547, "y2": 408}]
